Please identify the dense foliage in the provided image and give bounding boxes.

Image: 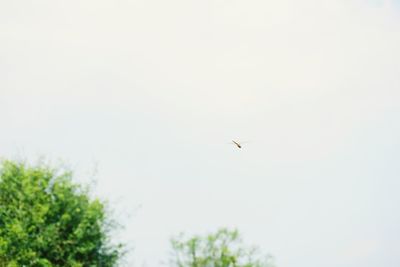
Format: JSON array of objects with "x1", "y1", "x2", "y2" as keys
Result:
[
  {"x1": 0, "y1": 161, "x2": 122, "y2": 267},
  {"x1": 170, "y1": 228, "x2": 273, "y2": 267}
]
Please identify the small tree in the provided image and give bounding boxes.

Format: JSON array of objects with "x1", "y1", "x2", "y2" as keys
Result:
[
  {"x1": 170, "y1": 228, "x2": 274, "y2": 267},
  {"x1": 0, "y1": 160, "x2": 123, "y2": 267}
]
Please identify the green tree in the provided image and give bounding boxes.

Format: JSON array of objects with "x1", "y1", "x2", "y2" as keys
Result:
[
  {"x1": 170, "y1": 228, "x2": 274, "y2": 267},
  {"x1": 0, "y1": 160, "x2": 123, "y2": 267}
]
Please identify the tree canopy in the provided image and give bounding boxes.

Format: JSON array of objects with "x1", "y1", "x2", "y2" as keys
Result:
[
  {"x1": 0, "y1": 161, "x2": 122, "y2": 267},
  {"x1": 170, "y1": 228, "x2": 274, "y2": 267}
]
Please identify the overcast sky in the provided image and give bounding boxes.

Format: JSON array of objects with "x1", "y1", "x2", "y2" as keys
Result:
[{"x1": 1, "y1": 0, "x2": 400, "y2": 266}]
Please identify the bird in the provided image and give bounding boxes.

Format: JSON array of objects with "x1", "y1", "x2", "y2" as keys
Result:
[{"x1": 232, "y1": 140, "x2": 242, "y2": 149}]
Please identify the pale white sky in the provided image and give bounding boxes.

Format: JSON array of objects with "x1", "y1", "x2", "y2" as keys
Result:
[{"x1": 1, "y1": 0, "x2": 400, "y2": 266}]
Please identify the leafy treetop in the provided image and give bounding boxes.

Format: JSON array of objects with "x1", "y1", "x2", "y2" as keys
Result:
[
  {"x1": 0, "y1": 161, "x2": 122, "y2": 267},
  {"x1": 170, "y1": 228, "x2": 274, "y2": 267}
]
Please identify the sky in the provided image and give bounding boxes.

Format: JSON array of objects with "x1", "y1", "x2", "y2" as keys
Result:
[{"x1": 1, "y1": 0, "x2": 400, "y2": 266}]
